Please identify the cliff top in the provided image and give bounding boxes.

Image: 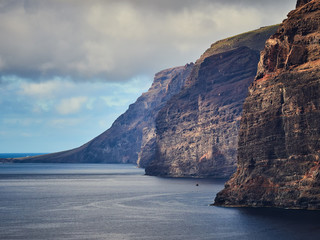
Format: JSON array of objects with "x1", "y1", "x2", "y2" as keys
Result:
[
  {"x1": 197, "y1": 25, "x2": 280, "y2": 64},
  {"x1": 296, "y1": 0, "x2": 312, "y2": 8},
  {"x1": 256, "y1": 0, "x2": 320, "y2": 79}
]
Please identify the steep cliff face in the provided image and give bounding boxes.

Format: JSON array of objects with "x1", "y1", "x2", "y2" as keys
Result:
[
  {"x1": 7, "y1": 65, "x2": 193, "y2": 163},
  {"x1": 296, "y1": 0, "x2": 312, "y2": 8},
  {"x1": 144, "y1": 25, "x2": 278, "y2": 178},
  {"x1": 137, "y1": 65, "x2": 193, "y2": 167},
  {"x1": 215, "y1": 0, "x2": 320, "y2": 209}
]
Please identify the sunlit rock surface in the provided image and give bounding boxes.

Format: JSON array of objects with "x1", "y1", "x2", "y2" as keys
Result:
[
  {"x1": 145, "y1": 25, "x2": 278, "y2": 178},
  {"x1": 215, "y1": 0, "x2": 320, "y2": 209}
]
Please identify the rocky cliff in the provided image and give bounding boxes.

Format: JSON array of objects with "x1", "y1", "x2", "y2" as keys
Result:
[
  {"x1": 215, "y1": 0, "x2": 320, "y2": 209},
  {"x1": 144, "y1": 25, "x2": 279, "y2": 178},
  {"x1": 5, "y1": 64, "x2": 193, "y2": 163},
  {"x1": 296, "y1": 0, "x2": 312, "y2": 8}
]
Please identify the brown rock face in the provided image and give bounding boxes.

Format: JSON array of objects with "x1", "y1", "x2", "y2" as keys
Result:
[
  {"x1": 7, "y1": 65, "x2": 193, "y2": 164},
  {"x1": 144, "y1": 26, "x2": 278, "y2": 178},
  {"x1": 137, "y1": 65, "x2": 193, "y2": 167},
  {"x1": 296, "y1": 0, "x2": 312, "y2": 8},
  {"x1": 215, "y1": 0, "x2": 320, "y2": 209}
]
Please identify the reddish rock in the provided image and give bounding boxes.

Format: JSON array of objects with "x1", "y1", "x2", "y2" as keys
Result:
[
  {"x1": 215, "y1": 0, "x2": 320, "y2": 209},
  {"x1": 296, "y1": 0, "x2": 312, "y2": 8},
  {"x1": 144, "y1": 26, "x2": 278, "y2": 178}
]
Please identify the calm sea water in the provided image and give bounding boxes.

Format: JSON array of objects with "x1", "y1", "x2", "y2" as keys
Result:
[{"x1": 0, "y1": 164, "x2": 320, "y2": 240}]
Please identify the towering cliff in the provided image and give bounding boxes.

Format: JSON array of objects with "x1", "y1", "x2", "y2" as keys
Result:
[
  {"x1": 144, "y1": 25, "x2": 278, "y2": 178},
  {"x1": 215, "y1": 0, "x2": 320, "y2": 209},
  {"x1": 7, "y1": 64, "x2": 193, "y2": 163}
]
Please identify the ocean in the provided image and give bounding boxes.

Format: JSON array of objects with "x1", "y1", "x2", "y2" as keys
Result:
[{"x1": 0, "y1": 163, "x2": 320, "y2": 240}]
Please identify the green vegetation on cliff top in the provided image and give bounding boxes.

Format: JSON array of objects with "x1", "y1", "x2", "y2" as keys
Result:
[{"x1": 198, "y1": 24, "x2": 279, "y2": 63}]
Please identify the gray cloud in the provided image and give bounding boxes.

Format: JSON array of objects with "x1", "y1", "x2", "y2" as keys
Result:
[
  {"x1": 0, "y1": 0, "x2": 295, "y2": 82},
  {"x1": 0, "y1": 0, "x2": 297, "y2": 152}
]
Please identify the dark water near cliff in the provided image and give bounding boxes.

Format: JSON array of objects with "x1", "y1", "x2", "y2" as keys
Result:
[{"x1": 1, "y1": 164, "x2": 320, "y2": 240}]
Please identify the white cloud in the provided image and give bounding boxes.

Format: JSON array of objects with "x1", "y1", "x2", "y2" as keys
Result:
[
  {"x1": 19, "y1": 80, "x2": 66, "y2": 98},
  {"x1": 85, "y1": 98, "x2": 96, "y2": 110},
  {"x1": 86, "y1": 2, "x2": 147, "y2": 40},
  {"x1": 56, "y1": 96, "x2": 88, "y2": 115},
  {"x1": 211, "y1": 6, "x2": 261, "y2": 32},
  {"x1": 32, "y1": 101, "x2": 52, "y2": 113},
  {"x1": 2, "y1": 76, "x2": 150, "y2": 116}
]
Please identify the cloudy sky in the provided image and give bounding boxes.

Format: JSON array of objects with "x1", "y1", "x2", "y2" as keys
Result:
[{"x1": 0, "y1": 0, "x2": 295, "y2": 153}]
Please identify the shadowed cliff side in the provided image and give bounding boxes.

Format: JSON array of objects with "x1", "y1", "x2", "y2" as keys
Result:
[
  {"x1": 215, "y1": 0, "x2": 320, "y2": 209},
  {"x1": 2, "y1": 65, "x2": 193, "y2": 163},
  {"x1": 144, "y1": 25, "x2": 279, "y2": 178}
]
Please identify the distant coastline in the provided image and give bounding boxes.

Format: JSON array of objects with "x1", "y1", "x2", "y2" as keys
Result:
[{"x1": 0, "y1": 153, "x2": 48, "y2": 159}]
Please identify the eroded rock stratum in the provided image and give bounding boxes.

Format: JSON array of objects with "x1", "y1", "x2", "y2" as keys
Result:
[
  {"x1": 145, "y1": 26, "x2": 278, "y2": 178},
  {"x1": 215, "y1": 0, "x2": 320, "y2": 209}
]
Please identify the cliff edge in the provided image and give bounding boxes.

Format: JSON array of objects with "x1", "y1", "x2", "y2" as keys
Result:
[
  {"x1": 215, "y1": 0, "x2": 320, "y2": 209},
  {"x1": 144, "y1": 25, "x2": 278, "y2": 178}
]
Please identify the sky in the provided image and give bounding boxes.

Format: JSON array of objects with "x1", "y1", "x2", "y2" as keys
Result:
[{"x1": 0, "y1": 0, "x2": 296, "y2": 153}]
